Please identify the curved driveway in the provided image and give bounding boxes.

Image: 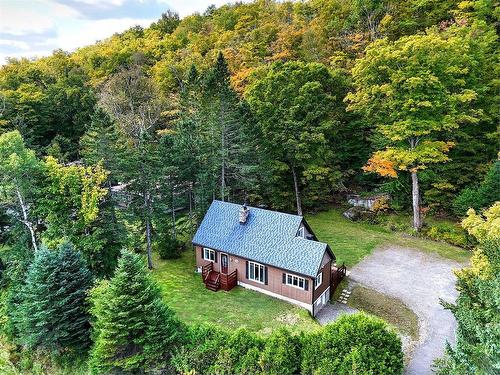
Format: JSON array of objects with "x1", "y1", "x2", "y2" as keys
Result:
[{"x1": 349, "y1": 246, "x2": 463, "y2": 375}]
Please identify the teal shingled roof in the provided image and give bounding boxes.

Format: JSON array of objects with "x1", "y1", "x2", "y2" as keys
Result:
[{"x1": 192, "y1": 200, "x2": 332, "y2": 277}]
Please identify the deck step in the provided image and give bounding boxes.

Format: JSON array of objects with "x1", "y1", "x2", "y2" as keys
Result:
[{"x1": 205, "y1": 283, "x2": 219, "y2": 291}]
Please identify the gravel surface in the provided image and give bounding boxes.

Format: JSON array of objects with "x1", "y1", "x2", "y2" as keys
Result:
[
  {"x1": 349, "y1": 246, "x2": 464, "y2": 375},
  {"x1": 315, "y1": 301, "x2": 358, "y2": 325}
]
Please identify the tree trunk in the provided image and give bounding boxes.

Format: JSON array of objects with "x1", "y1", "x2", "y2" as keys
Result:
[
  {"x1": 220, "y1": 125, "x2": 226, "y2": 201},
  {"x1": 411, "y1": 171, "x2": 422, "y2": 231},
  {"x1": 16, "y1": 188, "x2": 38, "y2": 252},
  {"x1": 145, "y1": 192, "x2": 153, "y2": 269},
  {"x1": 291, "y1": 166, "x2": 302, "y2": 216},
  {"x1": 171, "y1": 190, "x2": 177, "y2": 240}
]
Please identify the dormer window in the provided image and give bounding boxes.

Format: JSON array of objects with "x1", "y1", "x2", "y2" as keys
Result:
[{"x1": 297, "y1": 227, "x2": 305, "y2": 238}]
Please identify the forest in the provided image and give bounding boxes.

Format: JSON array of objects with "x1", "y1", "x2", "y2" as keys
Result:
[{"x1": 0, "y1": 0, "x2": 498, "y2": 374}]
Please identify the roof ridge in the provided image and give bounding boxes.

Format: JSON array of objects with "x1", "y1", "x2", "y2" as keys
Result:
[{"x1": 212, "y1": 200, "x2": 304, "y2": 220}]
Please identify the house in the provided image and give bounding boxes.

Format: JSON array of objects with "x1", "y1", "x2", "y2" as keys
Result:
[{"x1": 192, "y1": 200, "x2": 344, "y2": 316}]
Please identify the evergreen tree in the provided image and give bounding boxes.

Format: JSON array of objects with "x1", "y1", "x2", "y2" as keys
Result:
[
  {"x1": 18, "y1": 242, "x2": 93, "y2": 351},
  {"x1": 89, "y1": 250, "x2": 184, "y2": 374},
  {"x1": 453, "y1": 160, "x2": 500, "y2": 217},
  {"x1": 200, "y1": 52, "x2": 256, "y2": 202}
]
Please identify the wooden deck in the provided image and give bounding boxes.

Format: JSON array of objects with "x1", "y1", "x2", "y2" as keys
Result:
[
  {"x1": 202, "y1": 262, "x2": 237, "y2": 292},
  {"x1": 331, "y1": 263, "x2": 347, "y2": 293}
]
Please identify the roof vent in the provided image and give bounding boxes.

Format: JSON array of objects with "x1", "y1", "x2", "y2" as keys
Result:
[{"x1": 239, "y1": 204, "x2": 250, "y2": 224}]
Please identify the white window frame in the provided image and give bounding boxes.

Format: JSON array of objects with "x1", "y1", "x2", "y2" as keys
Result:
[
  {"x1": 203, "y1": 247, "x2": 215, "y2": 262},
  {"x1": 297, "y1": 226, "x2": 305, "y2": 238},
  {"x1": 285, "y1": 273, "x2": 305, "y2": 290},
  {"x1": 248, "y1": 261, "x2": 265, "y2": 284},
  {"x1": 315, "y1": 272, "x2": 323, "y2": 290}
]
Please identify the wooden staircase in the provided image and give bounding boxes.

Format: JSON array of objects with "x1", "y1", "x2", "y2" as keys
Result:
[
  {"x1": 205, "y1": 270, "x2": 221, "y2": 291},
  {"x1": 201, "y1": 262, "x2": 237, "y2": 292}
]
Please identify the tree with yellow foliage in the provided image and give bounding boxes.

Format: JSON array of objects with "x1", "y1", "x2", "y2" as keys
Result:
[{"x1": 346, "y1": 23, "x2": 493, "y2": 230}]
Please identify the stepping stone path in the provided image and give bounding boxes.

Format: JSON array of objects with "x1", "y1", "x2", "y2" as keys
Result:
[{"x1": 337, "y1": 288, "x2": 351, "y2": 304}]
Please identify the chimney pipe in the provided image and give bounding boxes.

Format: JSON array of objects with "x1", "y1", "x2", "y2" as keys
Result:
[{"x1": 239, "y1": 204, "x2": 249, "y2": 224}]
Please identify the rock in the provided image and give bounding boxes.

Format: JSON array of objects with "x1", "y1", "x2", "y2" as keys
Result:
[{"x1": 343, "y1": 206, "x2": 375, "y2": 221}]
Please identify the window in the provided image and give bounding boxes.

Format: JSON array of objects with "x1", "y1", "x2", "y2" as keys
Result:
[
  {"x1": 297, "y1": 227, "x2": 305, "y2": 238},
  {"x1": 203, "y1": 248, "x2": 215, "y2": 262},
  {"x1": 248, "y1": 261, "x2": 265, "y2": 283},
  {"x1": 315, "y1": 272, "x2": 323, "y2": 289},
  {"x1": 286, "y1": 273, "x2": 305, "y2": 289}
]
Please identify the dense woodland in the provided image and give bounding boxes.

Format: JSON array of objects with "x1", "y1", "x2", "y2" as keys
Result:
[{"x1": 0, "y1": 0, "x2": 498, "y2": 373}]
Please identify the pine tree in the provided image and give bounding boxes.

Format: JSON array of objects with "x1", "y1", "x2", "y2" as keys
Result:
[
  {"x1": 18, "y1": 242, "x2": 93, "y2": 351},
  {"x1": 89, "y1": 250, "x2": 184, "y2": 374}
]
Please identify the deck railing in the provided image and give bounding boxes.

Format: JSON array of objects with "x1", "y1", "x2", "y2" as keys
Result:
[
  {"x1": 220, "y1": 269, "x2": 238, "y2": 291},
  {"x1": 331, "y1": 263, "x2": 347, "y2": 292},
  {"x1": 202, "y1": 262, "x2": 213, "y2": 281}
]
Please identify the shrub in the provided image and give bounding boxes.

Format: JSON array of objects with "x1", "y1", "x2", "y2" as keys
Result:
[
  {"x1": 211, "y1": 328, "x2": 264, "y2": 375},
  {"x1": 171, "y1": 324, "x2": 229, "y2": 374},
  {"x1": 423, "y1": 223, "x2": 473, "y2": 248},
  {"x1": 301, "y1": 313, "x2": 404, "y2": 375},
  {"x1": 259, "y1": 328, "x2": 300, "y2": 375},
  {"x1": 158, "y1": 235, "x2": 184, "y2": 259}
]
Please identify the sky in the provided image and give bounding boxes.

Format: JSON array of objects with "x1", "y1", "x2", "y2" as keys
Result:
[{"x1": 0, "y1": 0, "x2": 238, "y2": 64}]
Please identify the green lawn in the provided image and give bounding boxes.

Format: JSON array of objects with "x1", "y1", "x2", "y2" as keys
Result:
[
  {"x1": 152, "y1": 252, "x2": 319, "y2": 335},
  {"x1": 347, "y1": 285, "x2": 419, "y2": 340},
  {"x1": 151, "y1": 208, "x2": 469, "y2": 335},
  {"x1": 306, "y1": 209, "x2": 470, "y2": 266}
]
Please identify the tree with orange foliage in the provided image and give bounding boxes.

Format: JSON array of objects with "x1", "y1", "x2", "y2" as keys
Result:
[{"x1": 347, "y1": 24, "x2": 490, "y2": 230}]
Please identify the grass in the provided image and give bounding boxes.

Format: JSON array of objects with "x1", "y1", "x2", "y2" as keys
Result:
[
  {"x1": 306, "y1": 208, "x2": 470, "y2": 266},
  {"x1": 347, "y1": 285, "x2": 419, "y2": 340},
  {"x1": 152, "y1": 251, "x2": 319, "y2": 335},
  {"x1": 149, "y1": 208, "x2": 468, "y2": 336}
]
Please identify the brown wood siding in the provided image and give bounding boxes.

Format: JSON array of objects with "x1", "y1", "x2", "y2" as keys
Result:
[
  {"x1": 196, "y1": 245, "x2": 221, "y2": 272},
  {"x1": 313, "y1": 255, "x2": 332, "y2": 302},
  {"x1": 195, "y1": 246, "x2": 313, "y2": 305}
]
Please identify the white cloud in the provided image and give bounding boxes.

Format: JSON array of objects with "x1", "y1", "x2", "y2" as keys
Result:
[
  {"x1": 0, "y1": 39, "x2": 30, "y2": 50},
  {"x1": 54, "y1": 17, "x2": 155, "y2": 52},
  {"x1": 0, "y1": 0, "x2": 244, "y2": 64},
  {"x1": 0, "y1": 5, "x2": 53, "y2": 35},
  {"x1": 71, "y1": 0, "x2": 126, "y2": 5}
]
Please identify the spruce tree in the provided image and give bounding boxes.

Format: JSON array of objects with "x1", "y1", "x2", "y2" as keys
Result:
[
  {"x1": 89, "y1": 250, "x2": 184, "y2": 374},
  {"x1": 18, "y1": 242, "x2": 93, "y2": 351},
  {"x1": 200, "y1": 52, "x2": 257, "y2": 202}
]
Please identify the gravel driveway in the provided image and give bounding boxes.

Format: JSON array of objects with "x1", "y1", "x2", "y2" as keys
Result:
[{"x1": 349, "y1": 246, "x2": 463, "y2": 375}]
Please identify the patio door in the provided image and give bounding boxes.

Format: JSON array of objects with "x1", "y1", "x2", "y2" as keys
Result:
[{"x1": 221, "y1": 253, "x2": 229, "y2": 274}]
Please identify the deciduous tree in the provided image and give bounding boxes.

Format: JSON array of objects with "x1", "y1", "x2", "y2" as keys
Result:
[
  {"x1": 247, "y1": 61, "x2": 347, "y2": 214},
  {"x1": 98, "y1": 63, "x2": 164, "y2": 269},
  {"x1": 0, "y1": 131, "x2": 42, "y2": 251},
  {"x1": 347, "y1": 24, "x2": 490, "y2": 229},
  {"x1": 436, "y1": 203, "x2": 500, "y2": 373}
]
